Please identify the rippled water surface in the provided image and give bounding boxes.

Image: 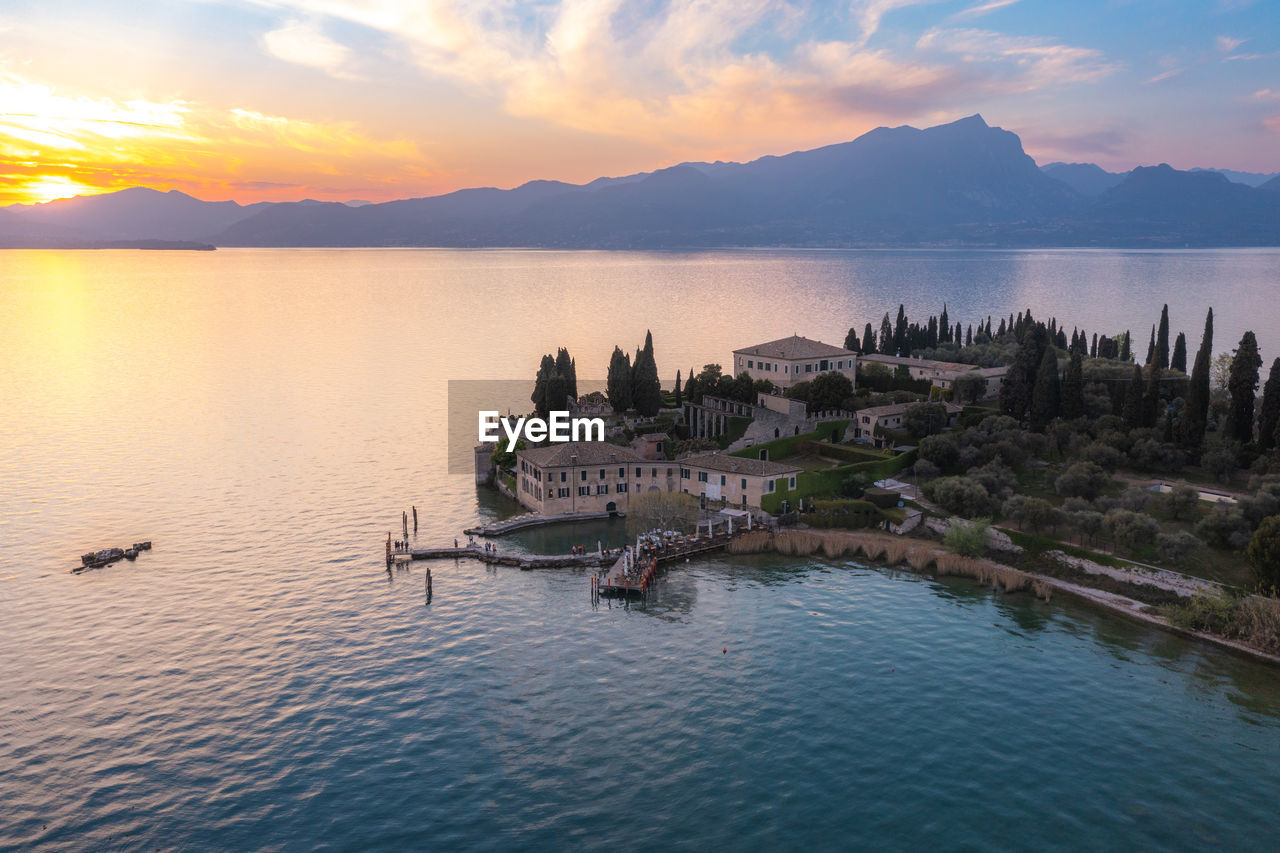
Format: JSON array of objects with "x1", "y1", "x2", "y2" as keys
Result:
[{"x1": 2, "y1": 248, "x2": 1279, "y2": 851}]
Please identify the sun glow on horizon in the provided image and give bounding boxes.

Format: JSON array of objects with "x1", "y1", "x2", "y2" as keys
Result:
[{"x1": 16, "y1": 175, "x2": 105, "y2": 205}]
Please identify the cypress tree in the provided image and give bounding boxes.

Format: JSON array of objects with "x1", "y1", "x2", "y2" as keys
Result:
[
  {"x1": 674, "y1": 370, "x2": 683, "y2": 408},
  {"x1": 631, "y1": 331, "x2": 662, "y2": 417},
  {"x1": 1156, "y1": 304, "x2": 1170, "y2": 369},
  {"x1": 1171, "y1": 332, "x2": 1187, "y2": 373},
  {"x1": 893, "y1": 305, "x2": 908, "y2": 356},
  {"x1": 606, "y1": 346, "x2": 633, "y2": 413},
  {"x1": 1146, "y1": 325, "x2": 1156, "y2": 365},
  {"x1": 1091, "y1": 333, "x2": 1098, "y2": 359},
  {"x1": 1141, "y1": 363, "x2": 1163, "y2": 429},
  {"x1": 939, "y1": 304, "x2": 950, "y2": 343},
  {"x1": 862, "y1": 322, "x2": 876, "y2": 354},
  {"x1": 1122, "y1": 363, "x2": 1145, "y2": 431},
  {"x1": 1257, "y1": 358, "x2": 1280, "y2": 453},
  {"x1": 966, "y1": 325, "x2": 973, "y2": 346},
  {"x1": 1030, "y1": 346, "x2": 1061, "y2": 431},
  {"x1": 555, "y1": 348, "x2": 577, "y2": 399},
  {"x1": 1180, "y1": 308, "x2": 1213, "y2": 449},
  {"x1": 1000, "y1": 325, "x2": 1048, "y2": 422},
  {"x1": 844, "y1": 327, "x2": 861, "y2": 352},
  {"x1": 1120, "y1": 331, "x2": 1131, "y2": 363},
  {"x1": 878, "y1": 313, "x2": 893, "y2": 354},
  {"x1": 531, "y1": 353, "x2": 557, "y2": 416},
  {"x1": 1227, "y1": 331, "x2": 1262, "y2": 444},
  {"x1": 1061, "y1": 348, "x2": 1085, "y2": 419}
]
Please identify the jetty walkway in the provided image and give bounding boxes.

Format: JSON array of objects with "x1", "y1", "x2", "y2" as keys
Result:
[
  {"x1": 463, "y1": 510, "x2": 623, "y2": 537},
  {"x1": 389, "y1": 541, "x2": 616, "y2": 571},
  {"x1": 594, "y1": 531, "x2": 738, "y2": 598}
]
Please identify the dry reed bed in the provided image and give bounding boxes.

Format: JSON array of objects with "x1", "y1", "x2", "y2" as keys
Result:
[
  {"x1": 729, "y1": 529, "x2": 1051, "y2": 600},
  {"x1": 1231, "y1": 596, "x2": 1280, "y2": 654}
]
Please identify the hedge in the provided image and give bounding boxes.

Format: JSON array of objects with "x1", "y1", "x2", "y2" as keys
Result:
[
  {"x1": 806, "y1": 499, "x2": 886, "y2": 529},
  {"x1": 716, "y1": 416, "x2": 752, "y2": 450},
  {"x1": 760, "y1": 447, "x2": 917, "y2": 513},
  {"x1": 730, "y1": 419, "x2": 850, "y2": 462},
  {"x1": 799, "y1": 441, "x2": 886, "y2": 464}
]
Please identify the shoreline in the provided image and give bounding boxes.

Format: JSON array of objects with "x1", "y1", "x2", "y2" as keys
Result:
[{"x1": 724, "y1": 527, "x2": 1280, "y2": 667}]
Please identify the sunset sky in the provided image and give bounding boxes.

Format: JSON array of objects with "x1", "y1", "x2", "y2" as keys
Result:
[{"x1": 1, "y1": 0, "x2": 1276, "y2": 205}]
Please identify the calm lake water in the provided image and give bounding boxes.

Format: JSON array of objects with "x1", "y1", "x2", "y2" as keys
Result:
[{"x1": 2, "y1": 248, "x2": 1279, "y2": 850}]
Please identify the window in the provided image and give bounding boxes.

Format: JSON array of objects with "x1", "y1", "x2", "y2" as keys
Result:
[
  {"x1": 820, "y1": 359, "x2": 829, "y2": 371},
  {"x1": 581, "y1": 470, "x2": 587, "y2": 481},
  {"x1": 741, "y1": 478, "x2": 747, "y2": 490},
  {"x1": 805, "y1": 364, "x2": 812, "y2": 373},
  {"x1": 651, "y1": 468, "x2": 657, "y2": 477},
  {"x1": 560, "y1": 471, "x2": 567, "y2": 482},
  {"x1": 720, "y1": 475, "x2": 726, "y2": 486},
  {"x1": 636, "y1": 467, "x2": 642, "y2": 478},
  {"x1": 764, "y1": 363, "x2": 770, "y2": 372},
  {"x1": 765, "y1": 480, "x2": 775, "y2": 493},
  {"x1": 747, "y1": 359, "x2": 754, "y2": 368},
  {"x1": 579, "y1": 486, "x2": 590, "y2": 496},
  {"x1": 789, "y1": 476, "x2": 797, "y2": 489},
  {"x1": 697, "y1": 471, "x2": 708, "y2": 483},
  {"x1": 599, "y1": 469, "x2": 606, "y2": 480},
  {"x1": 783, "y1": 365, "x2": 788, "y2": 373},
  {"x1": 617, "y1": 482, "x2": 629, "y2": 493},
  {"x1": 558, "y1": 488, "x2": 569, "y2": 498},
  {"x1": 597, "y1": 484, "x2": 609, "y2": 494},
  {"x1": 667, "y1": 468, "x2": 673, "y2": 477},
  {"x1": 619, "y1": 467, "x2": 626, "y2": 478},
  {"x1": 680, "y1": 468, "x2": 690, "y2": 479}
]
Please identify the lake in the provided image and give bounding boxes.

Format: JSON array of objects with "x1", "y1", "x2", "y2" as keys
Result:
[{"x1": 1, "y1": 248, "x2": 1278, "y2": 850}]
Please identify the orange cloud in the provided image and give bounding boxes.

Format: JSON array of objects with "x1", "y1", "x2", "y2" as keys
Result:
[{"x1": 0, "y1": 69, "x2": 433, "y2": 204}]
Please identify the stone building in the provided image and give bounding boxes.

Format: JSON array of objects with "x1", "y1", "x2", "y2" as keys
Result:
[
  {"x1": 677, "y1": 452, "x2": 803, "y2": 510},
  {"x1": 515, "y1": 442, "x2": 675, "y2": 515},
  {"x1": 732, "y1": 335, "x2": 858, "y2": 390},
  {"x1": 859, "y1": 354, "x2": 1005, "y2": 399}
]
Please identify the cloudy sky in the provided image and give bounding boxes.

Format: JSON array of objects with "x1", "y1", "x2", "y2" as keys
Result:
[{"x1": 0, "y1": 0, "x2": 1276, "y2": 204}]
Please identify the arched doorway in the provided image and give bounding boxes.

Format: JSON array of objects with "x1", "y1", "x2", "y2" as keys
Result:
[{"x1": 606, "y1": 501, "x2": 618, "y2": 516}]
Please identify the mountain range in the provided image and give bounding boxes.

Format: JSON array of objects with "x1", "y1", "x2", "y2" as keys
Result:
[{"x1": 4, "y1": 115, "x2": 1279, "y2": 249}]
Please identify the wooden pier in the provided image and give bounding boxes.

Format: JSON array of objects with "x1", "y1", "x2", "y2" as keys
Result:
[
  {"x1": 387, "y1": 541, "x2": 616, "y2": 571},
  {"x1": 593, "y1": 532, "x2": 737, "y2": 599}
]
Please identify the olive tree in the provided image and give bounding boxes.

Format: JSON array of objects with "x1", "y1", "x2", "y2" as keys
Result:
[
  {"x1": 1055, "y1": 461, "x2": 1112, "y2": 500},
  {"x1": 924, "y1": 476, "x2": 996, "y2": 518},
  {"x1": 1247, "y1": 516, "x2": 1280, "y2": 591}
]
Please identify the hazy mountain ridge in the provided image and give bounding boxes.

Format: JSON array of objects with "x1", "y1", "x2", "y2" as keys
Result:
[{"x1": 5, "y1": 116, "x2": 1279, "y2": 248}]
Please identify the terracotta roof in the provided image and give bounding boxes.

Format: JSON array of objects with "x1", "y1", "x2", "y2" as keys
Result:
[
  {"x1": 733, "y1": 335, "x2": 855, "y2": 360},
  {"x1": 634, "y1": 432, "x2": 669, "y2": 442},
  {"x1": 517, "y1": 442, "x2": 645, "y2": 468},
  {"x1": 680, "y1": 452, "x2": 803, "y2": 477}
]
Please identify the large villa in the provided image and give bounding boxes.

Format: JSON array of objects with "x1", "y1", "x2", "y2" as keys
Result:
[
  {"x1": 512, "y1": 332, "x2": 982, "y2": 515},
  {"x1": 515, "y1": 442, "x2": 802, "y2": 514},
  {"x1": 732, "y1": 335, "x2": 859, "y2": 390}
]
